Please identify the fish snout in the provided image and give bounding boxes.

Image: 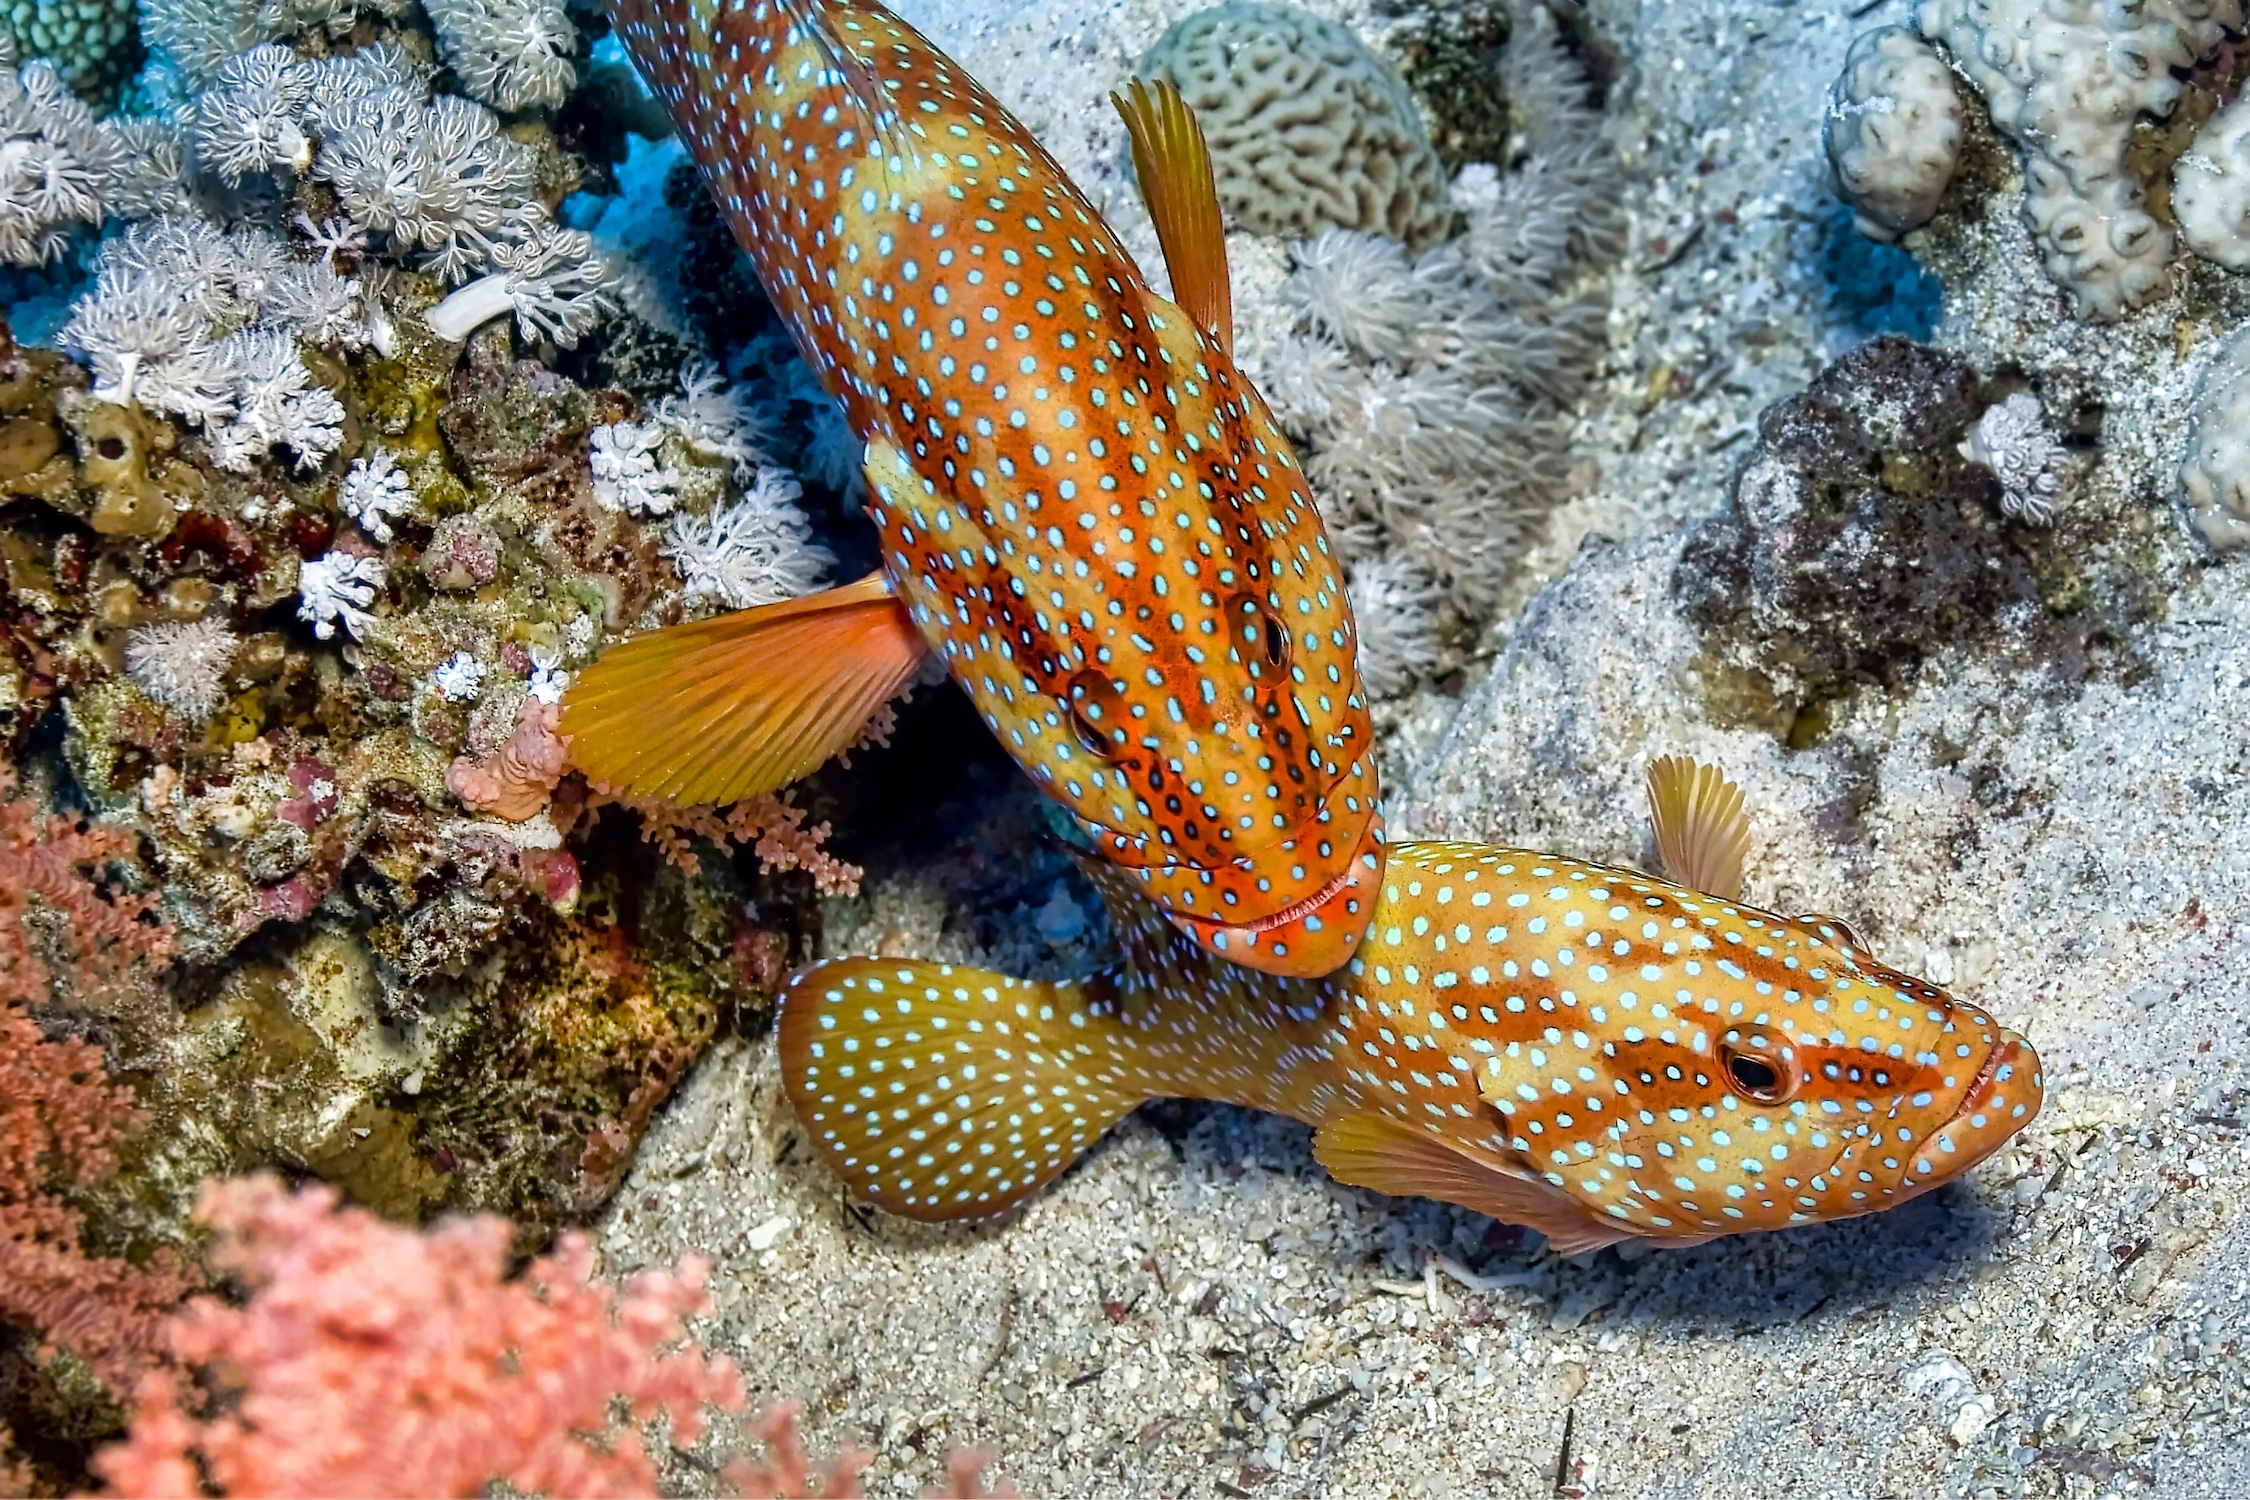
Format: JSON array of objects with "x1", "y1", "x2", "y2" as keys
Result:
[
  {"x1": 1145, "y1": 771, "x2": 1387, "y2": 977},
  {"x1": 1927, "y1": 1030, "x2": 2043, "y2": 1177}
]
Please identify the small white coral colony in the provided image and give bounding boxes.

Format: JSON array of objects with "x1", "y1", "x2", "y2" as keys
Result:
[
  {"x1": 1138, "y1": 1, "x2": 1453, "y2": 249},
  {"x1": 1959, "y1": 392, "x2": 2064, "y2": 525},
  {"x1": 2181, "y1": 328, "x2": 2250, "y2": 550},
  {"x1": 2174, "y1": 96, "x2": 2250, "y2": 272},
  {"x1": 125, "y1": 617, "x2": 240, "y2": 718},
  {"x1": 1824, "y1": 27, "x2": 1961, "y2": 243},
  {"x1": 1916, "y1": 0, "x2": 2243, "y2": 320}
]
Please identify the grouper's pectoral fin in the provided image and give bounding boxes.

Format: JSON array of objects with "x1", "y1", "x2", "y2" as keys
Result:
[
  {"x1": 1644, "y1": 754, "x2": 1753, "y2": 901},
  {"x1": 1312, "y1": 1114, "x2": 1632, "y2": 1257},
  {"x1": 1113, "y1": 76, "x2": 1233, "y2": 355},
  {"x1": 560, "y1": 571, "x2": 929, "y2": 806}
]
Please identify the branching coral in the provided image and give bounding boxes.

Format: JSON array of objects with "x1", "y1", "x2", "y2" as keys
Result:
[
  {"x1": 593, "y1": 789, "x2": 860, "y2": 896},
  {"x1": 91, "y1": 1175, "x2": 746, "y2": 1499},
  {"x1": 0, "y1": 771, "x2": 191, "y2": 1405}
]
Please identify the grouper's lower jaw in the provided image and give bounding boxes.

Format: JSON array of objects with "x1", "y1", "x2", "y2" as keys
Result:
[{"x1": 1162, "y1": 801, "x2": 1389, "y2": 978}]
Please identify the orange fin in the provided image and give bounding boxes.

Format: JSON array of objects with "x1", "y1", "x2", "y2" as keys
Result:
[
  {"x1": 1112, "y1": 76, "x2": 1233, "y2": 354},
  {"x1": 1312, "y1": 1113, "x2": 1630, "y2": 1257},
  {"x1": 560, "y1": 572, "x2": 929, "y2": 806},
  {"x1": 777, "y1": 958, "x2": 1146, "y2": 1222},
  {"x1": 1644, "y1": 754, "x2": 1753, "y2": 901}
]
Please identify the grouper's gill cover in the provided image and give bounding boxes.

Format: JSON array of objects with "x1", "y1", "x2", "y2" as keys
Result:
[
  {"x1": 775, "y1": 762, "x2": 2044, "y2": 1252},
  {"x1": 581, "y1": 0, "x2": 1384, "y2": 976}
]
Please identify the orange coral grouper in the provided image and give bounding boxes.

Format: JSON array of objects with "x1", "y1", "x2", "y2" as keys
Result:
[
  {"x1": 569, "y1": 0, "x2": 1385, "y2": 976},
  {"x1": 777, "y1": 760, "x2": 2043, "y2": 1251}
]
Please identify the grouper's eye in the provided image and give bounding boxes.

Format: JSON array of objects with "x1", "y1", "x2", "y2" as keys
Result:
[
  {"x1": 1067, "y1": 668, "x2": 1123, "y2": 760},
  {"x1": 1229, "y1": 593, "x2": 1289, "y2": 676},
  {"x1": 1722, "y1": 1046, "x2": 1794, "y2": 1104}
]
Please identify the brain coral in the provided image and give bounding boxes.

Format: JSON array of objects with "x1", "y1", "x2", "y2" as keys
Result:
[
  {"x1": 1916, "y1": 0, "x2": 2242, "y2": 320},
  {"x1": 0, "y1": 0, "x2": 135, "y2": 100},
  {"x1": 1824, "y1": 26, "x2": 1960, "y2": 243},
  {"x1": 1137, "y1": 2, "x2": 1452, "y2": 249}
]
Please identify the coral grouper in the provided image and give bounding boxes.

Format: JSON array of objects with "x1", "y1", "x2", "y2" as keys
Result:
[
  {"x1": 780, "y1": 760, "x2": 2043, "y2": 1251},
  {"x1": 569, "y1": 0, "x2": 1386, "y2": 977}
]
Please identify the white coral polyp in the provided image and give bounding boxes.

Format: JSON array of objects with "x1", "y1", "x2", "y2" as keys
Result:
[
  {"x1": 424, "y1": 224, "x2": 610, "y2": 345},
  {"x1": 297, "y1": 552, "x2": 386, "y2": 640},
  {"x1": 1959, "y1": 393, "x2": 2064, "y2": 525},
  {"x1": 425, "y1": 0, "x2": 577, "y2": 111},
  {"x1": 663, "y1": 466, "x2": 834, "y2": 610},
  {"x1": 125, "y1": 616, "x2": 240, "y2": 719},
  {"x1": 341, "y1": 451, "x2": 415, "y2": 541},
  {"x1": 588, "y1": 420, "x2": 679, "y2": 515}
]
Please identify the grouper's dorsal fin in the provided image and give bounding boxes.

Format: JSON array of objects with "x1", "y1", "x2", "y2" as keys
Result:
[
  {"x1": 1112, "y1": 76, "x2": 1234, "y2": 355},
  {"x1": 1644, "y1": 754, "x2": 1753, "y2": 901}
]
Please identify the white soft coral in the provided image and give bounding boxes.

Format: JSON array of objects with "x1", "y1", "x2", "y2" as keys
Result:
[
  {"x1": 341, "y1": 451, "x2": 416, "y2": 540},
  {"x1": 297, "y1": 552, "x2": 386, "y2": 640},
  {"x1": 423, "y1": 221, "x2": 609, "y2": 344},
  {"x1": 588, "y1": 420, "x2": 679, "y2": 516},
  {"x1": 424, "y1": 0, "x2": 576, "y2": 111},
  {"x1": 663, "y1": 467, "x2": 833, "y2": 609}
]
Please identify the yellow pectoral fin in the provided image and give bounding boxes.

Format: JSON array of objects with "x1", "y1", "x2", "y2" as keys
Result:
[
  {"x1": 1644, "y1": 754, "x2": 1753, "y2": 901},
  {"x1": 1113, "y1": 76, "x2": 1233, "y2": 354},
  {"x1": 560, "y1": 572, "x2": 930, "y2": 806},
  {"x1": 1313, "y1": 1113, "x2": 1631, "y2": 1257}
]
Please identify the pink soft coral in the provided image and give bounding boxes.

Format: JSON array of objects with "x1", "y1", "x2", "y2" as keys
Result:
[
  {"x1": 93, "y1": 1176, "x2": 747, "y2": 1499},
  {"x1": 447, "y1": 698, "x2": 571, "y2": 821},
  {"x1": 0, "y1": 769, "x2": 191, "y2": 1402}
]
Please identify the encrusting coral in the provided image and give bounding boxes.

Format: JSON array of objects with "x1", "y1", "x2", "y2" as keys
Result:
[{"x1": 1824, "y1": 26, "x2": 1961, "y2": 244}]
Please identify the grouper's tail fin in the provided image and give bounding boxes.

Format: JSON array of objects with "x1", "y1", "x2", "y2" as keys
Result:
[{"x1": 777, "y1": 958, "x2": 1149, "y2": 1221}]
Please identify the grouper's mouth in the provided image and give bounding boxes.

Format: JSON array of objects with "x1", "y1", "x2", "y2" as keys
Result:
[
  {"x1": 1929, "y1": 1033, "x2": 2043, "y2": 1174},
  {"x1": 1152, "y1": 796, "x2": 1389, "y2": 979}
]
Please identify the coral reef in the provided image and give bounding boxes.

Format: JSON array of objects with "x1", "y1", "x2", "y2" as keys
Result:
[
  {"x1": 1914, "y1": 0, "x2": 2243, "y2": 319},
  {"x1": 1823, "y1": 26, "x2": 1960, "y2": 244},
  {"x1": 1233, "y1": 3, "x2": 1616, "y2": 683},
  {"x1": 0, "y1": 0, "x2": 853, "y2": 1331},
  {"x1": 1137, "y1": 2, "x2": 1453, "y2": 249}
]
